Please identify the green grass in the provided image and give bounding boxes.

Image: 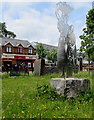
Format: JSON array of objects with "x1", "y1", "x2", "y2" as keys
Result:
[{"x1": 2, "y1": 72, "x2": 94, "y2": 118}]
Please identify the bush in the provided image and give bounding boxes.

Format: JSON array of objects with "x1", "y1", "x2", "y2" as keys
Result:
[
  {"x1": 77, "y1": 91, "x2": 94, "y2": 102},
  {"x1": 2, "y1": 73, "x2": 10, "y2": 79},
  {"x1": 36, "y1": 84, "x2": 61, "y2": 100},
  {"x1": 36, "y1": 83, "x2": 94, "y2": 102},
  {"x1": 10, "y1": 72, "x2": 22, "y2": 76}
]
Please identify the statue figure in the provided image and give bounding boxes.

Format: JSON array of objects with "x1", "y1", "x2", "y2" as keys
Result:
[{"x1": 55, "y1": 2, "x2": 77, "y2": 78}]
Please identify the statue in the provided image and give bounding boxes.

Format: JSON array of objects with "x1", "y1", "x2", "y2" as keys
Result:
[
  {"x1": 55, "y1": 2, "x2": 77, "y2": 78},
  {"x1": 50, "y1": 2, "x2": 90, "y2": 98}
]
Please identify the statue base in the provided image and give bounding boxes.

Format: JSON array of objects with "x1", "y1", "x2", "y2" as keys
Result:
[{"x1": 50, "y1": 78, "x2": 90, "y2": 98}]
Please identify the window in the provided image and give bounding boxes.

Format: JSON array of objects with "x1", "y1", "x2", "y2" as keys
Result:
[
  {"x1": 28, "y1": 62, "x2": 31, "y2": 68},
  {"x1": 28, "y1": 48, "x2": 32, "y2": 54},
  {"x1": 6, "y1": 47, "x2": 12, "y2": 53},
  {"x1": 18, "y1": 48, "x2": 22, "y2": 53}
]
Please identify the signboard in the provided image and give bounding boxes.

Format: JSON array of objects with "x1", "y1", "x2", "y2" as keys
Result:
[
  {"x1": 2, "y1": 55, "x2": 36, "y2": 60},
  {"x1": 14, "y1": 56, "x2": 25, "y2": 59},
  {"x1": 2, "y1": 55, "x2": 14, "y2": 59},
  {"x1": 26, "y1": 57, "x2": 36, "y2": 60},
  {"x1": 26, "y1": 57, "x2": 32, "y2": 59}
]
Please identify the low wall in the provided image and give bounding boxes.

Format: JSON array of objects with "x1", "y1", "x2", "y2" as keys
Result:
[
  {"x1": 34, "y1": 60, "x2": 78, "y2": 75},
  {"x1": 44, "y1": 66, "x2": 60, "y2": 74}
]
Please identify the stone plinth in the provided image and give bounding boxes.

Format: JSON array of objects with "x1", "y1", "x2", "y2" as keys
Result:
[{"x1": 50, "y1": 78, "x2": 90, "y2": 98}]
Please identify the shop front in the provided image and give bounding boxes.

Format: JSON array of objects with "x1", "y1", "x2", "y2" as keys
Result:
[
  {"x1": 2, "y1": 59, "x2": 12, "y2": 71},
  {"x1": 15, "y1": 59, "x2": 35, "y2": 71},
  {"x1": 2, "y1": 54, "x2": 37, "y2": 71},
  {"x1": 14, "y1": 56, "x2": 36, "y2": 71}
]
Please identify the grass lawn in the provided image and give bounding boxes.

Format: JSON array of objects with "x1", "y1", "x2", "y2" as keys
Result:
[{"x1": 2, "y1": 71, "x2": 94, "y2": 118}]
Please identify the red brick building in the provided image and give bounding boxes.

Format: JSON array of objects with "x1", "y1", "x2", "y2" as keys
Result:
[{"x1": 1, "y1": 37, "x2": 37, "y2": 71}]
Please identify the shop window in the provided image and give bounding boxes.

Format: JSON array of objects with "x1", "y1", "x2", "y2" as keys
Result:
[
  {"x1": 28, "y1": 62, "x2": 31, "y2": 68},
  {"x1": 6, "y1": 46, "x2": 12, "y2": 53},
  {"x1": 28, "y1": 48, "x2": 32, "y2": 54},
  {"x1": 18, "y1": 48, "x2": 22, "y2": 53}
]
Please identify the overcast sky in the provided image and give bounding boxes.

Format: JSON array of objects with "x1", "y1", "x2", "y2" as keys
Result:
[{"x1": 1, "y1": 1, "x2": 93, "y2": 48}]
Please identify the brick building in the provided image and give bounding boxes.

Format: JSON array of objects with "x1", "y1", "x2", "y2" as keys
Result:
[{"x1": 1, "y1": 37, "x2": 37, "y2": 71}]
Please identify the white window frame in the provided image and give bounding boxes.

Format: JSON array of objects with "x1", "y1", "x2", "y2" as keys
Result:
[
  {"x1": 18, "y1": 47, "x2": 22, "y2": 53},
  {"x1": 6, "y1": 46, "x2": 12, "y2": 53},
  {"x1": 28, "y1": 48, "x2": 32, "y2": 54}
]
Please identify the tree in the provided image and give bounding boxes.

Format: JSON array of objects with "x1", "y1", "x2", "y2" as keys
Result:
[
  {"x1": 79, "y1": 9, "x2": 94, "y2": 62},
  {"x1": 0, "y1": 22, "x2": 16, "y2": 38},
  {"x1": 36, "y1": 43, "x2": 47, "y2": 59},
  {"x1": 47, "y1": 48, "x2": 57, "y2": 63}
]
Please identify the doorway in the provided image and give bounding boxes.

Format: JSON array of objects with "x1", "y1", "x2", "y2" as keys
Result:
[{"x1": 3, "y1": 61, "x2": 12, "y2": 71}]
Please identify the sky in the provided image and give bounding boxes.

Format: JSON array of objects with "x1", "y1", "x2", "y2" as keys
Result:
[{"x1": 0, "y1": 1, "x2": 93, "y2": 48}]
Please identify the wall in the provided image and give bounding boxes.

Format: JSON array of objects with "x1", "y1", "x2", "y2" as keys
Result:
[
  {"x1": 44, "y1": 66, "x2": 60, "y2": 74},
  {"x1": 2, "y1": 44, "x2": 36, "y2": 55},
  {"x1": 34, "y1": 59, "x2": 60, "y2": 75}
]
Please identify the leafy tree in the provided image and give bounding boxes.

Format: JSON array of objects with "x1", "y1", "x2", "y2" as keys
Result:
[
  {"x1": 36, "y1": 43, "x2": 47, "y2": 59},
  {"x1": 47, "y1": 48, "x2": 57, "y2": 63},
  {"x1": 0, "y1": 22, "x2": 16, "y2": 38},
  {"x1": 79, "y1": 9, "x2": 94, "y2": 62}
]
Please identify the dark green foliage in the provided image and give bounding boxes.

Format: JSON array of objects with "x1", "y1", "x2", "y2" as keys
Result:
[
  {"x1": 10, "y1": 72, "x2": 22, "y2": 76},
  {"x1": 36, "y1": 83, "x2": 94, "y2": 103},
  {"x1": 10, "y1": 71, "x2": 29, "y2": 77},
  {"x1": 0, "y1": 22, "x2": 16, "y2": 38},
  {"x1": 36, "y1": 84, "x2": 60, "y2": 100},
  {"x1": 36, "y1": 43, "x2": 47, "y2": 59},
  {"x1": 47, "y1": 48, "x2": 57, "y2": 63},
  {"x1": 79, "y1": 9, "x2": 94, "y2": 61},
  {"x1": 1, "y1": 73, "x2": 10, "y2": 79},
  {"x1": 78, "y1": 92, "x2": 94, "y2": 102},
  {"x1": 36, "y1": 43, "x2": 57, "y2": 63},
  {"x1": 1, "y1": 72, "x2": 29, "y2": 78}
]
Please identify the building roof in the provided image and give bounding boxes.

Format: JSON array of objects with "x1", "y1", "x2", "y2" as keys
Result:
[
  {"x1": 33, "y1": 42, "x2": 57, "y2": 51},
  {"x1": 1, "y1": 37, "x2": 35, "y2": 49}
]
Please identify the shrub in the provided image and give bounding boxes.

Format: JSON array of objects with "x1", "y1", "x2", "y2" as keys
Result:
[
  {"x1": 77, "y1": 91, "x2": 94, "y2": 102},
  {"x1": 36, "y1": 84, "x2": 61, "y2": 100},
  {"x1": 10, "y1": 72, "x2": 22, "y2": 76},
  {"x1": 2, "y1": 73, "x2": 10, "y2": 79}
]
